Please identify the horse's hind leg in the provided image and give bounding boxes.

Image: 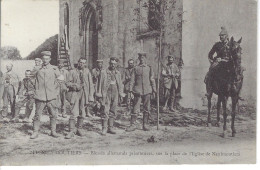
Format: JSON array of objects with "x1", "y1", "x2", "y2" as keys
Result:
[
  {"x1": 222, "y1": 97, "x2": 228, "y2": 138},
  {"x1": 216, "y1": 96, "x2": 221, "y2": 127},
  {"x1": 231, "y1": 97, "x2": 238, "y2": 137},
  {"x1": 207, "y1": 93, "x2": 213, "y2": 127}
]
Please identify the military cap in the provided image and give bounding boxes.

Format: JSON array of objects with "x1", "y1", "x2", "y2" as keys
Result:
[
  {"x1": 41, "y1": 51, "x2": 51, "y2": 56},
  {"x1": 219, "y1": 26, "x2": 228, "y2": 36},
  {"x1": 138, "y1": 51, "x2": 147, "y2": 57},
  {"x1": 96, "y1": 59, "x2": 103, "y2": 63},
  {"x1": 35, "y1": 57, "x2": 42, "y2": 61},
  {"x1": 110, "y1": 57, "x2": 118, "y2": 64}
]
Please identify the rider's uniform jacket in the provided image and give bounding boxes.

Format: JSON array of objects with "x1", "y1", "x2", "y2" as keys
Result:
[{"x1": 208, "y1": 41, "x2": 230, "y2": 62}]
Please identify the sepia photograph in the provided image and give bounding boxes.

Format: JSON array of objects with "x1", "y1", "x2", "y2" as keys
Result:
[{"x1": 0, "y1": 0, "x2": 257, "y2": 165}]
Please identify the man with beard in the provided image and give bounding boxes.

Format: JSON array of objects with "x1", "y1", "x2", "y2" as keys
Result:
[
  {"x1": 65, "y1": 58, "x2": 94, "y2": 139},
  {"x1": 57, "y1": 60, "x2": 69, "y2": 118},
  {"x1": 162, "y1": 55, "x2": 180, "y2": 112},
  {"x1": 99, "y1": 57, "x2": 125, "y2": 135},
  {"x1": 123, "y1": 59, "x2": 135, "y2": 115}
]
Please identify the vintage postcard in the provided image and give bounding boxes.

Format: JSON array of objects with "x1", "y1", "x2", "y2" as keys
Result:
[{"x1": 0, "y1": 0, "x2": 257, "y2": 165}]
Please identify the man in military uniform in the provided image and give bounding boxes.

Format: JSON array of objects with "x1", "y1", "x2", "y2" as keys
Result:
[
  {"x1": 0, "y1": 71, "x2": 4, "y2": 116},
  {"x1": 12, "y1": 70, "x2": 35, "y2": 123},
  {"x1": 92, "y1": 59, "x2": 104, "y2": 96},
  {"x1": 162, "y1": 55, "x2": 180, "y2": 112},
  {"x1": 31, "y1": 57, "x2": 42, "y2": 78},
  {"x1": 205, "y1": 27, "x2": 231, "y2": 96},
  {"x1": 2, "y1": 63, "x2": 20, "y2": 118},
  {"x1": 30, "y1": 51, "x2": 61, "y2": 139},
  {"x1": 123, "y1": 59, "x2": 135, "y2": 114},
  {"x1": 126, "y1": 52, "x2": 156, "y2": 132},
  {"x1": 57, "y1": 60, "x2": 69, "y2": 118},
  {"x1": 65, "y1": 58, "x2": 91, "y2": 139},
  {"x1": 99, "y1": 57, "x2": 125, "y2": 135}
]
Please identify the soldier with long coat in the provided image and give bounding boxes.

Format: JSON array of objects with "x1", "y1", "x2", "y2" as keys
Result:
[
  {"x1": 30, "y1": 51, "x2": 61, "y2": 139},
  {"x1": 162, "y1": 55, "x2": 180, "y2": 112},
  {"x1": 126, "y1": 52, "x2": 156, "y2": 132},
  {"x1": 98, "y1": 57, "x2": 124, "y2": 135},
  {"x1": 2, "y1": 63, "x2": 20, "y2": 118}
]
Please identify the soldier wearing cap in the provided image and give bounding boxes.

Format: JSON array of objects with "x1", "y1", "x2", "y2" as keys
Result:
[
  {"x1": 205, "y1": 27, "x2": 231, "y2": 96},
  {"x1": 92, "y1": 59, "x2": 105, "y2": 98},
  {"x1": 0, "y1": 71, "x2": 4, "y2": 113},
  {"x1": 31, "y1": 57, "x2": 42, "y2": 78},
  {"x1": 57, "y1": 59, "x2": 69, "y2": 118},
  {"x1": 99, "y1": 57, "x2": 125, "y2": 135},
  {"x1": 30, "y1": 51, "x2": 61, "y2": 139},
  {"x1": 162, "y1": 55, "x2": 180, "y2": 112},
  {"x1": 12, "y1": 70, "x2": 35, "y2": 123},
  {"x1": 123, "y1": 59, "x2": 135, "y2": 114},
  {"x1": 65, "y1": 57, "x2": 94, "y2": 139},
  {"x1": 126, "y1": 52, "x2": 156, "y2": 132},
  {"x1": 2, "y1": 63, "x2": 20, "y2": 118}
]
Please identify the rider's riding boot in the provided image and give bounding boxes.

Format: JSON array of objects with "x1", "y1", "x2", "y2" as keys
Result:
[
  {"x1": 65, "y1": 119, "x2": 76, "y2": 139},
  {"x1": 126, "y1": 115, "x2": 138, "y2": 132}
]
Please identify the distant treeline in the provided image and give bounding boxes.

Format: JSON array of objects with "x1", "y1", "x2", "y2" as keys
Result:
[{"x1": 26, "y1": 34, "x2": 58, "y2": 65}]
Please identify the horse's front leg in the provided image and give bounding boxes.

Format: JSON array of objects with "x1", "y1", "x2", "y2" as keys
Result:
[
  {"x1": 231, "y1": 96, "x2": 238, "y2": 137},
  {"x1": 222, "y1": 97, "x2": 228, "y2": 138},
  {"x1": 207, "y1": 93, "x2": 213, "y2": 127},
  {"x1": 216, "y1": 96, "x2": 221, "y2": 127}
]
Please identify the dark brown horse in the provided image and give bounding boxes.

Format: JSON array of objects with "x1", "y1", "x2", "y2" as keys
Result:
[{"x1": 206, "y1": 37, "x2": 244, "y2": 137}]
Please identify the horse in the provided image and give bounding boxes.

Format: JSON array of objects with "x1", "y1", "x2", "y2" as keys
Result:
[{"x1": 206, "y1": 36, "x2": 243, "y2": 138}]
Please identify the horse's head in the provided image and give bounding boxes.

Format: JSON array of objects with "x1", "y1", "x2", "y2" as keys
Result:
[{"x1": 230, "y1": 36, "x2": 242, "y2": 66}]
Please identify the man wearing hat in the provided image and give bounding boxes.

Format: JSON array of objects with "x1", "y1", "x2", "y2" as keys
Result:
[
  {"x1": 65, "y1": 57, "x2": 94, "y2": 139},
  {"x1": 31, "y1": 57, "x2": 42, "y2": 78},
  {"x1": 2, "y1": 63, "x2": 20, "y2": 118},
  {"x1": 12, "y1": 70, "x2": 35, "y2": 123},
  {"x1": 99, "y1": 57, "x2": 125, "y2": 135},
  {"x1": 57, "y1": 59, "x2": 69, "y2": 118},
  {"x1": 30, "y1": 51, "x2": 61, "y2": 139},
  {"x1": 126, "y1": 52, "x2": 156, "y2": 132},
  {"x1": 162, "y1": 55, "x2": 180, "y2": 112},
  {"x1": 123, "y1": 59, "x2": 135, "y2": 114},
  {"x1": 92, "y1": 59, "x2": 105, "y2": 98},
  {"x1": 204, "y1": 27, "x2": 231, "y2": 96}
]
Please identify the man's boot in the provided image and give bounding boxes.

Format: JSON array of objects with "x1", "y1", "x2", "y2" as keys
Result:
[
  {"x1": 76, "y1": 117, "x2": 84, "y2": 136},
  {"x1": 169, "y1": 98, "x2": 175, "y2": 112},
  {"x1": 30, "y1": 120, "x2": 40, "y2": 139},
  {"x1": 10, "y1": 108, "x2": 20, "y2": 123},
  {"x1": 101, "y1": 118, "x2": 108, "y2": 136},
  {"x1": 126, "y1": 115, "x2": 137, "y2": 132},
  {"x1": 65, "y1": 119, "x2": 76, "y2": 139},
  {"x1": 143, "y1": 112, "x2": 150, "y2": 131},
  {"x1": 107, "y1": 118, "x2": 116, "y2": 134},
  {"x1": 50, "y1": 118, "x2": 59, "y2": 138}
]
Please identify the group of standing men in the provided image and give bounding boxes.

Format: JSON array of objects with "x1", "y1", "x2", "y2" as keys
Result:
[{"x1": 0, "y1": 50, "x2": 181, "y2": 139}]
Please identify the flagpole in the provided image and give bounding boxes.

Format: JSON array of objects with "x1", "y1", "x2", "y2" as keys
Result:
[{"x1": 157, "y1": 28, "x2": 162, "y2": 130}]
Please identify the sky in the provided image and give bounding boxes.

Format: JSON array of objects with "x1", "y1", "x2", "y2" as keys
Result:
[{"x1": 1, "y1": 0, "x2": 59, "y2": 58}]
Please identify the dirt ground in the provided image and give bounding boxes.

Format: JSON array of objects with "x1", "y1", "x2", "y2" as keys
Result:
[{"x1": 0, "y1": 102, "x2": 256, "y2": 165}]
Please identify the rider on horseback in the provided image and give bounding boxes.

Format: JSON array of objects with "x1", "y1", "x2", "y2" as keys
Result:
[{"x1": 205, "y1": 27, "x2": 231, "y2": 97}]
